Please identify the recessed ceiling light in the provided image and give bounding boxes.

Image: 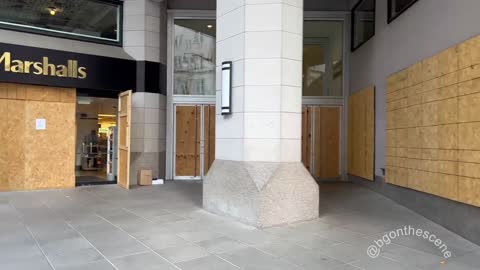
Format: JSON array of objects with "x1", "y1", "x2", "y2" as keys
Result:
[
  {"x1": 48, "y1": 7, "x2": 57, "y2": 16},
  {"x1": 207, "y1": 24, "x2": 213, "y2": 29}
]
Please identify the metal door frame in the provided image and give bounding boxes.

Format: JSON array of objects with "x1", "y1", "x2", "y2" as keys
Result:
[
  {"x1": 302, "y1": 12, "x2": 350, "y2": 181},
  {"x1": 166, "y1": 10, "x2": 216, "y2": 180},
  {"x1": 172, "y1": 104, "x2": 210, "y2": 180}
]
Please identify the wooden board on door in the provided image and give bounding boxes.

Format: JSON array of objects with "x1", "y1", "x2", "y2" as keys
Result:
[
  {"x1": 313, "y1": 107, "x2": 341, "y2": 179},
  {"x1": 203, "y1": 105, "x2": 215, "y2": 175},
  {"x1": 117, "y1": 90, "x2": 132, "y2": 189},
  {"x1": 175, "y1": 105, "x2": 200, "y2": 177}
]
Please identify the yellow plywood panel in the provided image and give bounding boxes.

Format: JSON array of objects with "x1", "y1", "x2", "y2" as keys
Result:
[
  {"x1": 458, "y1": 92, "x2": 480, "y2": 122},
  {"x1": 422, "y1": 101, "x2": 440, "y2": 126},
  {"x1": 407, "y1": 62, "x2": 423, "y2": 87},
  {"x1": 421, "y1": 126, "x2": 439, "y2": 149},
  {"x1": 438, "y1": 150, "x2": 458, "y2": 161},
  {"x1": 6, "y1": 100, "x2": 26, "y2": 191},
  {"x1": 437, "y1": 161, "x2": 458, "y2": 175},
  {"x1": 435, "y1": 174, "x2": 458, "y2": 201},
  {"x1": 7, "y1": 83, "x2": 17, "y2": 99},
  {"x1": 438, "y1": 72, "x2": 459, "y2": 88},
  {"x1": 0, "y1": 84, "x2": 76, "y2": 192},
  {"x1": 26, "y1": 85, "x2": 47, "y2": 101},
  {"x1": 348, "y1": 86, "x2": 374, "y2": 181},
  {"x1": 422, "y1": 55, "x2": 439, "y2": 82},
  {"x1": 458, "y1": 78, "x2": 480, "y2": 96},
  {"x1": 458, "y1": 150, "x2": 480, "y2": 163},
  {"x1": 437, "y1": 47, "x2": 458, "y2": 76},
  {"x1": 24, "y1": 101, "x2": 75, "y2": 190},
  {"x1": 60, "y1": 88, "x2": 76, "y2": 103},
  {"x1": 0, "y1": 83, "x2": 8, "y2": 99},
  {"x1": 422, "y1": 85, "x2": 457, "y2": 103},
  {"x1": 457, "y1": 35, "x2": 480, "y2": 69},
  {"x1": 438, "y1": 124, "x2": 458, "y2": 150},
  {"x1": 459, "y1": 162, "x2": 480, "y2": 179},
  {"x1": 458, "y1": 177, "x2": 480, "y2": 207},
  {"x1": 458, "y1": 64, "x2": 480, "y2": 83},
  {"x1": 458, "y1": 122, "x2": 480, "y2": 150},
  {"x1": 438, "y1": 98, "x2": 458, "y2": 124},
  {"x1": 0, "y1": 99, "x2": 8, "y2": 191}
]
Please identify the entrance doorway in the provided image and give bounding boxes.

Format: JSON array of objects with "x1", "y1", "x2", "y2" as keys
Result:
[
  {"x1": 166, "y1": 14, "x2": 216, "y2": 180},
  {"x1": 302, "y1": 18, "x2": 346, "y2": 181},
  {"x1": 174, "y1": 104, "x2": 215, "y2": 180},
  {"x1": 75, "y1": 96, "x2": 118, "y2": 186},
  {"x1": 302, "y1": 106, "x2": 341, "y2": 180}
]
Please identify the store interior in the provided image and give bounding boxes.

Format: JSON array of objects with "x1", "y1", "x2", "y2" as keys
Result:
[{"x1": 75, "y1": 96, "x2": 118, "y2": 186}]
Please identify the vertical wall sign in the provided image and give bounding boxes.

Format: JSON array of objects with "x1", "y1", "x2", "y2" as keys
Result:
[{"x1": 221, "y1": 61, "x2": 232, "y2": 115}]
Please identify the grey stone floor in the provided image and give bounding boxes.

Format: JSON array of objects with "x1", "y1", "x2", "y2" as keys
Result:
[{"x1": 0, "y1": 181, "x2": 479, "y2": 270}]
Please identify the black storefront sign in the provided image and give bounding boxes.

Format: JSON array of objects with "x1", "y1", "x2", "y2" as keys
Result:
[{"x1": 0, "y1": 42, "x2": 136, "y2": 93}]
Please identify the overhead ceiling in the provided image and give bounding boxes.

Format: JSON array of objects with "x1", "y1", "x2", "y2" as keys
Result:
[{"x1": 167, "y1": 0, "x2": 354, "y2": 11}]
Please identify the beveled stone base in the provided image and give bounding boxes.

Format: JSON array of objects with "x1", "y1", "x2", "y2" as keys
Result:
[{"x1": 203, "y1": 160, "x2": 319, "y2": 228}]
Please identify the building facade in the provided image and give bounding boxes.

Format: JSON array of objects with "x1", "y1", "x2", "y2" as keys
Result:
[{"x1": 0, "y1": 0, "x2": 479, "y2": 244}]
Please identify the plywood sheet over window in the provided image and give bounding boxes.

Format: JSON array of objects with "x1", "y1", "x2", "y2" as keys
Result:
[
  {"x1": 348, "y1": 86, "x2": 375, "y2": 181},
  {"x1": 386, "y1": 35, "x2": 480, "y2": 207},
  {"x1": 0, "y1": 83, "x2": 76, "y2": 191}
]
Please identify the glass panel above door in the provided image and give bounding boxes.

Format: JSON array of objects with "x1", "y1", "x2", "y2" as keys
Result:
[
  {"x1": 174, "y1": 19, "x2": 216, "y2": 96},
  {"x1": 303, "y1": 21, "x2": 344, "y2": 97}
]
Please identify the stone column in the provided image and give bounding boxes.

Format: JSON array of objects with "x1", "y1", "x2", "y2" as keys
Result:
[
  {"x1": 204, "y1": 0, "x2": 319, "y2": 227},
  {"x1": 123, "y1": 0, "x2": 167, "y2": 183}
]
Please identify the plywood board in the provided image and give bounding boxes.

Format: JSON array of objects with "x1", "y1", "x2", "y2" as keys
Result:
[
  {"x1": 117, "y1": 90, "x2": 132, "y2": 189},
  {"x1": 0, "y1": 99, "x2": 8, "y2": 191},
  {"x1": 175, "y1": 105, "x2": 198, "y2": 177},
  {"x1": 0, "y1": 83, "x2": 76, "y2": 192},
  {"x1": 348, "y1": 86, "x2": 375, "y2": 181},
  {"x1": 24, "y1": 101, "x2": 75, "y2": 189},
  {"x1": 203, "y1": 105, "x2": 215, "y2": 175},
  {"x1": 313, "y1": 107, "x2": 340, "y2": 179},
  {"x1": 385, "y1": 35, "x2": 480, "y2": 207}
]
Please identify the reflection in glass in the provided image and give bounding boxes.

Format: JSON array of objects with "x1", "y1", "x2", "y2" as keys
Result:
[
  {"x1": 174, "y1": 19, "x2": 216, "y2": 96},
  {"x1": 0, "y1": 0, "x2": 120, "y2": 43},
  {"x1": 303, "y1": 21, "x2": 344, "y2": 97}
]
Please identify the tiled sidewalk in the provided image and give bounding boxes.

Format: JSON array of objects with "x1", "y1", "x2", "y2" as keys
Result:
[{"x1": 0, "y1": 181, "x2": 478, "y2": 270}]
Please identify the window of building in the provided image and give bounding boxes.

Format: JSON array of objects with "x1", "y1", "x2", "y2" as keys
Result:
[
  {"x1": 0, "y1": 0, "x2": 122, "y2": 45},
  {"x1": 173, "y1": 19, "x2": 216, "y2": 96},
  {"x1": 303, "y1": 20, "x2": 344, "y2": 97},
  {"x1": 351, "y1": 0, "x2": 375, "y2": 51},
  {"x1": 388, "y1": 0, "x2": 419, "y2": 23}
]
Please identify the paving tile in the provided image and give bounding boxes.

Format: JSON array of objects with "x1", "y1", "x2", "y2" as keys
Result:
[
  {"x1": 351, "y1": 256, "x2": 424, "y2": 270},
  {"x1": 177, "y1": 230, "x2": 224, "y2": 243},
  {"x1": 57, "y1": 260, "x2": 116, "y2": 270},
  {"x1": 46, "y1": 247, "x2": 103, "y2": 268},
  {"x1": 111, "y1": 251, "x2": 178, "y2": 270},
  {"x1": 0, "y1": 254, "x2": 53, "y2": 270},
  {"x1": 156, "y1": 243, "x2": 209, "y2": 263},
  {"x1": 256, "y1": 239, "x2": 346, "y2": 269},
  {"x1": 175, "y1": 255, "x2": 239, "y2": 270},
  {"x1": 219, "y1": 247, "x2": 302, "y2": 270},
  {"x1": 314, "y1": 227, "x2": 367, "y2": 244},
  {"x1": 197, "y1": 236, "x2": 248, "y2": 254},
  {"x1": 136, "y1": 232, "x2": 190, "y2": 250},
  {"x1": 40, "y1": 236, "x2": 92, "y2": 255}
]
